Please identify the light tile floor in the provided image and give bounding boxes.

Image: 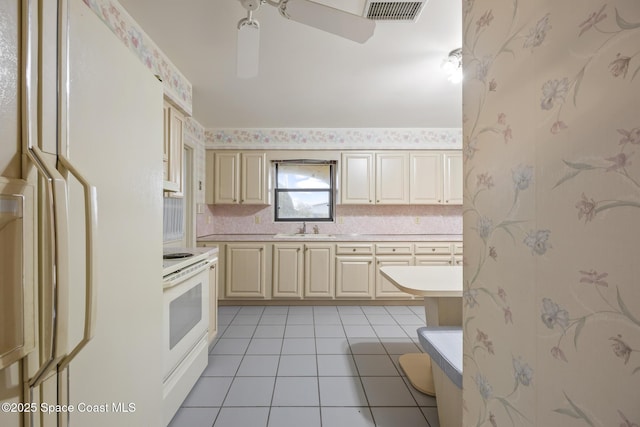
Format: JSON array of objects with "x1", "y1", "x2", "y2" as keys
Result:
[{"x1": 168, "y1": 305, "x2": 440, "y2": 427}]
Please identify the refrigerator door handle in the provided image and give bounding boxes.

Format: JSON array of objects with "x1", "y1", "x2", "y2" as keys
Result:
[
  {"x1": 25, "y1": 146, "x2": 71, "y2": 388},
  {"x1": 57, "y1": 154, "x2": 98, "y2": 371}
]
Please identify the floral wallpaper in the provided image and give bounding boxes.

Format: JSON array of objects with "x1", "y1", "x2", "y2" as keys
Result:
[
  {"x1": 206, "y1": 128, "x2": 462, "y2": 150},
  {"x1": 463, "y1": 0, "x2": 639, "y2": 426},
  {"x1": 81, "y1": 0, "x2": 193, "y2": 114}
]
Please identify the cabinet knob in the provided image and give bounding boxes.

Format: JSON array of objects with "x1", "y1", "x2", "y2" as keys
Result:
[
  {"x1": 392, "y1": 248, "x2": 396, "y2": 252},
  {"x1": 445, "y1": 200, "x2": 449, "y2": 203},
  {"x1": 438, "y1": 200, "x2": 441, "y2": 203},
  {"x1": 377, "y1": 200, "x2": 380, "y2": 203},
  {"x1": 432, "y1": 248, "x2": 436, "y2": 252},
  {"x1": 352, "y1": 248, "x2": 356, "y2": 252}
]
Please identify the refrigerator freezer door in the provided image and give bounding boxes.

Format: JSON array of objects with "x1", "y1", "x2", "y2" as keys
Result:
[{"x1": 60, "y1": 0, "x2": 164, "y2": 425}]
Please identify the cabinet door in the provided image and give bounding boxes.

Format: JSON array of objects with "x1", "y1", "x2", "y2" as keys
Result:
[
  {"x1": 376, "y1": 153, "x2": 409, "y2": 204},
  {"x1": 215, "y1": 152, "x2": 240, "y2": 204},
  {"x1": 225, "y1": 244, "x2": 266, "y2": 297},
  {"x1": 410, "y1": 152, "x2": 443, "y2": 204},
  {"x1": 443, "y1": 152, "x2": 463, "y2": 204},
  {"x1": 336, "y1": 256, "x2": 374, "y2": 298},
  {"x1": 304, "y1": 244, "x2": 335, "y2": 298},
  {"x1": 341, "y1": 153, "x2": 374, "y2": 204},
  {"x1": 273, "y1": 244, "x2": 304, "y2": 298},
  {"x1": 162, "y1": 102, "x2": 170, "y2": 182},
  {"x1": 241, "y1": 152, "x2": 267, "y2": 204},
  {"x1": 375, "y1": 256, "x2": 414, "y2": 298},
  {"x1": 208, "y1": 260, "x2": 219, "y2": 343},
  {"x1": 164, "y1": 102, "x2": 184, "y2": 195}
]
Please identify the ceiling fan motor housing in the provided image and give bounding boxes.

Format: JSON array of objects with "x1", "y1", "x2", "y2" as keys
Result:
[{"x1": 240, "y1": 0, "x2": 261, "y2": 11}]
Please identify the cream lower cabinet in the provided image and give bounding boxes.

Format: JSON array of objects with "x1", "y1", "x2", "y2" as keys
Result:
[
  {"x1": 336, "y1": 257, "x2": 375, "y2": 298},
  {"x1": 225, "y1": 243, "x2": 266, "y2": 297},
  {"x1": 335, "y1": 244, "x2": 374, "y2": 298},
  {"x1": 304, "y1": 243, "x2": 335, "y2": 298},
  {"x1": 199, "y1": 240, "x2": 461, "y2": 300},
  {"x1": 375, "y1": 256, "x2": 414, "y2": 298},
  {"x1": 374, "y1": 243, "x2": 415, "y2": 298},
  {"x1": 414, "y1": 242, "x2": 456, "y2": 266},
  {"x1": 208, "y1": 259, "x2": 219, "y2": 343},
  {"x1": 272, "y1": 243, "x2": 304, "y2": 298}
]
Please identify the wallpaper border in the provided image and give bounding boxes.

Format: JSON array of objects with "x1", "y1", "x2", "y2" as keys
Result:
[
  {"x1": 205, "y1": 128, "x2": 463, "y2": 150},
  {"x1": 82, "y1": 0, "x2": 193, "y2": 115}
]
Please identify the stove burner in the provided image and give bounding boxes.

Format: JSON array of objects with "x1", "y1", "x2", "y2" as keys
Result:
[{"x1": 163, "y1": 252, "x2": 194, "y2": 260}]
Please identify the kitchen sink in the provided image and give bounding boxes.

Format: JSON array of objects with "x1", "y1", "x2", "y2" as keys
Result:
[{"x1": 274, "y1": 233, "x2": 336, "y2": 239}]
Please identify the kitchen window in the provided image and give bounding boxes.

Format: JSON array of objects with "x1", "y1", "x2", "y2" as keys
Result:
[{"x1": 274, "y1": 161, "x2": 335, "y2": 222}]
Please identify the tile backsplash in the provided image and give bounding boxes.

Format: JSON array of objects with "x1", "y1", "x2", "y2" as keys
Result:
[{"x1": 196, "y1": 204, "x2": 462, "y2": 237}]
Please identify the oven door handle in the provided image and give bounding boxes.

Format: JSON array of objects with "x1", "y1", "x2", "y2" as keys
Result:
[{"x1": 57, "y1": 154, "x2": 98, "y2": 371}]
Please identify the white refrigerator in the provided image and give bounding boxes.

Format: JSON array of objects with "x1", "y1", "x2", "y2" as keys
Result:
[{"x1": 1, "y1": 0, "x2": 165, "y2": 426}]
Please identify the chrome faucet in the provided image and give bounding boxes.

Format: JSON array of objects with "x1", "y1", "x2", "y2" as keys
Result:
[
  {"x1": 313, "y1": 225, "x2": 319, "y2": 234},
  {"x1": 298, "y1": 222, "x2": 307, "y2": 234}
]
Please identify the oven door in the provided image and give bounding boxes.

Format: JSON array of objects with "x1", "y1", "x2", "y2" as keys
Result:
[{"x1": 162, "y1": 262, "x2": 210, "y2": 380}]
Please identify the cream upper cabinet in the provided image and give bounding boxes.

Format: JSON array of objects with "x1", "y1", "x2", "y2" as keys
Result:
[
  {"x1": 376, "y1": 153, "x2": 409, "y2": 204},
  {"x1": 341, "y1": 152, "x2": 374, "y2": 204},
  {"x1": 272, "y1": 243, "x2": 304, "y2": 298},
  {"x1": 225, "y1": 243, "x2": 266, "y2": 298},
  {"x1": 443, "y1": 152, "x2": 463, "y2": 205},
  {"x1": 242, "y1": 152, "x2": 268, "y2": 204},
  {"x1": 410, "y1": 152, "x2": 443, "y2": 204},
  {"x1": 341, "y1": 152, "x2": 409, "y2": 205},
  {"x1": 163, "y1": 100, "x2": 184, "y2": 195},
  {"x1": 410, "y1": 151, "x2": 462, "y2": 205},
  {"x1": 211, "y1": 151, "x2": 267, "y2": 204},
  {"x1": 304, "y1": 243, "x2": 335, "y2": 298},
  {"x1": 214, "y1": 152, "x2": 239, "y2": 204}
]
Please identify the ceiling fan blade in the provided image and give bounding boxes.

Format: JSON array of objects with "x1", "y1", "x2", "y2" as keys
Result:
[
  {"x1": 279, "y1": 0, "x2": 376, "y2": 43},
  {"x1": 237, "y1": 21, "x2": 260, "y2": 78}
]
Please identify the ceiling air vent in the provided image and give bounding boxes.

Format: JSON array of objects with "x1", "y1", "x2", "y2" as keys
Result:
[{"x1": 364, "y1": 0, "x2": 428, "y2": 22}]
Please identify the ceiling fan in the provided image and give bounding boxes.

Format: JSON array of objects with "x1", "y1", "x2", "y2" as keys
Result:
[{"x1": 236, "y1": 0, "x2": 376, "y2": 78}]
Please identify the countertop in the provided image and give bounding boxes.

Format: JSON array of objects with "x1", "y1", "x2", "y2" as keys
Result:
[{"x1": 196, "y1": 234, "x2": 462, "y2": 242}]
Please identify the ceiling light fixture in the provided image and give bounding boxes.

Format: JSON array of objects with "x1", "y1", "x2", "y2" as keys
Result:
[{"x1": 441, "y1": 48, "x2": 462, "y2": 84}]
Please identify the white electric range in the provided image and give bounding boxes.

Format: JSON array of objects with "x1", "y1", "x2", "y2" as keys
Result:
[{"x1": 161, "y1": 246, "x2": 218, "y2": 424}]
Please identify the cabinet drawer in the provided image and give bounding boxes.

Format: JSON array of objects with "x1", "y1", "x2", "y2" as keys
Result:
[
  {"x1": 336, "y1": 243, "x2": 374, "y2": 255},
  {"x1": 453, "y1": 243, "x2": 463, "y2": 255},
  {"x1": 414, "y1": 242, "x2": 452, "y2": 255},
  {"x1": 415, "y1": 255, "x2": 453, "y2": 266},
  {"x1": 375, "y1": 243, "x2": 413, "y2": 255}
]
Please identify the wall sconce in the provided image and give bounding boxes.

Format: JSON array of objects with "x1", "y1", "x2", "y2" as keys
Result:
[{"x1": 442, "y1": 48, "x2": 462, "y2": 83}]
